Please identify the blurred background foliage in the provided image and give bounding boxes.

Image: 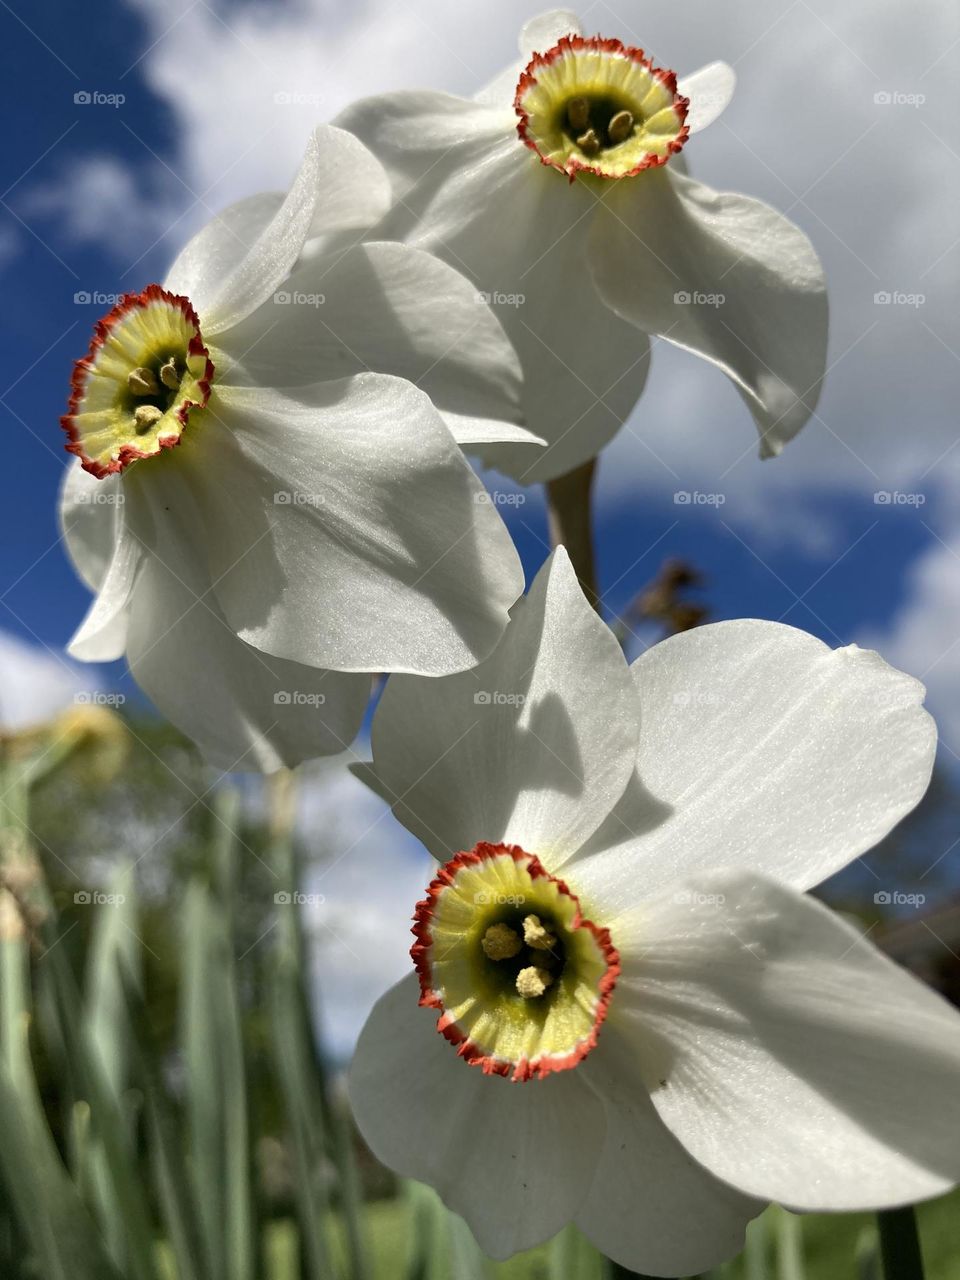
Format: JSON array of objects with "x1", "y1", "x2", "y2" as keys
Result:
[{"x1": 1, "y1": 706, "x2": 958, "y2": 1280}]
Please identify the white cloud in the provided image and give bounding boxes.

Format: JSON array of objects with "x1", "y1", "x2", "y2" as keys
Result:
[
  {"x1": 47, "y1": 0, "x2": 949, "y2": 540},
  {"x1": 21, "y1": 155, "x2": 181, "y2": 260},
  {"x1": 862, "y1": 526, "x2": 960, "y2": 761},
  {"x1": 0, "y1": 223, "x2": 19, "y2": 277},
  {"x1": 0, "y1": 628, "x2": 104, "y2": 732},
  {"x1": 20, "y1": 0, "x2": 957, "y2": 581}
]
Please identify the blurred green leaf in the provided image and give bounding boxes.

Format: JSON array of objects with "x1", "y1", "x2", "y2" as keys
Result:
[
  {"x1": 878, "y1": 1208, "x2": 925, "y2": 1280},
  {"x1": 547, "y1": 1223, "x2": 606, "y2": 1280},
  {"x1": 773, "y1": 1206, "x2": 806, "y2": 1280}
]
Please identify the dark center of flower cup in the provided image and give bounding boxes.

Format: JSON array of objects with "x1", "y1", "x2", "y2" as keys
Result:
[
  {"x1": 560, "y1": 94, "x2": 638, "y2": 156},
  {"x1": 480, "y1": 908, "x2": 567, "y2": 999},
  {"x1": 412, "y1": 842, "x2": 619, "y2": 1082}
]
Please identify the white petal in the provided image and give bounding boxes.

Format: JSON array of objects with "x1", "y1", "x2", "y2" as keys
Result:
[
  {"x1": 366, "y1": 548, "x2": 639, "y2": 862},
  {"x1": 438, "y1": 169, "x2": 649, "y2": 485},
  {"x1": 442, "y1": 417, "x2": 546, "y2": 450},
  {"x1": 576, "y1": 1025, "x2": 761, "y2": 1274},
  {"x1": 334, "y1": 91, "x2": 510, "y2": 202},
  {"x1": 611, "y1": 870, "x2": 960, "y2": 1209},
  {"x1": 474, "y1": 9, "x2": 584, "y2": 106},
  {"x1": 121, "y1": 468, "x2": 369, "y2": 771},
  {"x1": 146, "y1": 377, "x2": 523, "y2": 676},
  {"x1": 59, "y1": 461, "x2": 122, "y2": 591},
  {"x1": 589, "y1": 170, "x2": 828, "y2": 457},
  {"x1": 165, "y1": 125, "x2": 389, "y2": 314},
  {"x1": 170, "y1": 127, "x2": 325, "y2": 336},
  {"x1": 519, "y1": 10, "x2": 583, "y2": 55},
  {"x1": 66, "y1": 517, "x2": 139, "y2": 662},
  {"x1": 566, "y1": 620, "x2": 935, "y2": 905},
  {"x1": 473, "y1": 61, "x2": 527, "y2": 110},
  {"x1": 365, "y1": 123, "x2": 649, "y2": 484},
  {"x1": 217, "y1": 240, "x2": 527, "y2": 446},
  {"x1": 338, "y1": 78, "x2": 652, "y2": 481},
  {"x1": 350, "y1": 974, "x2": 605, "y2": 1259},
  {"x1": 678, "y1": 61, "x2": 737, "y2": 133},
  {"x1": 163, "y1": 193, "x2": 282, "y2": 312},
  {"x1": 300, "y1": 124, "x2": 391, "y2": 242}
]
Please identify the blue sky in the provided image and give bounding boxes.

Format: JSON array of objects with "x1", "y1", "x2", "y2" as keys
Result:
[
  {"x1": 2, "y1": 0, "x2": 958, "y2": 726},
  {"x1": 2, "y1": 0, "x2": 957, "y2": 702},
  {"x1": 2, "y1": 0, "x2": 958, "y2": 1050}
]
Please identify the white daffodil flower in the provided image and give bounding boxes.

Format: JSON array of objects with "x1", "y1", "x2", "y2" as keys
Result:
[
  {"x1": 348, "y1": 549, "x2": 960, "y2": 1275},
  {"x1": 60, "y1": 125, "x2": 543, "y2": 773},
  {"x1": 336, "y1": 10, "x2": 829, "y2": 484}
]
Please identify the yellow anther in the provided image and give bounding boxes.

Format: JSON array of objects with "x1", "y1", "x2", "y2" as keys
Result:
[
  {"x1": 134, "y1": 404, "x2": 163, "y2": 432},
  {"x1": 523, "y1": 914, "x2": 557, "y2": 951},
  {"x1": 567, "y1": 96, "x2": 591, "y2": 132},
  {"x1": 159, "y1": 357, "x2": 181, "y2": 390},
  {"x1": 607, "y1": 110, "x2": 635, "y2": 145},
  {"x1": 481, "y1": 922, "x2": 523, "y2": 961},
  {"x1": 576, "y1": 128, "x2": 601, "y2": 156},
  {"x1": 516, "y1": 965, "x2": 554, "y2": 999},
  {"x1": 127, "y1": 367, "x2": 159, "y2": 396}
]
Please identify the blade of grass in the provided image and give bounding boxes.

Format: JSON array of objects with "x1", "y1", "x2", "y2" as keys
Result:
[
  {"x1": 80, "y1": 864, "x2": 139, "y2": 1269},
  {"x1": 0, "y1": 1059, "x2": 126, "y2": 1280},
  {"x1": 36, "y1": 909, "x2": 161, "y2": 1280},
  {"x1": 0, "y1": 760, "x2": 126, "y2": 1280},
  {"x1": 182, "y1": 878, "x2": 225, "y2": 1280},
  {"x1": 119, "y1": 963, "x2": 208, "y2": 1280},
  {"x1": 402, "y1": 1181, "x2": 451, "y2": 1280},
  {"x1": 267, "y1": 772, "x2": 339, "y2": 1279},
  {"x1": 856, "y1": 1223, "x2": 882, "y2": 1280},
  {"x1": 268, "y1": 968, "x2": 336, "y2": 1280},
  {"x1": 878, "y1": 1208, "x2": 925, "y2": 1280},
  {"x1": 744, "y1": 1210, "x2": 770, "y2": 1280},
  {"x1": 548, "y1": 1224, "x2": 607, "y2": 1280},
  {"x1": 211, "y1": 786, "x2": 256, "y2": 1280},
  {"x1": 773, "y1": 1205, "x2": 805, "y2": 1280},
  {"x1": 447, "y1": 1212, "x2": 490, "y2": 1280}
]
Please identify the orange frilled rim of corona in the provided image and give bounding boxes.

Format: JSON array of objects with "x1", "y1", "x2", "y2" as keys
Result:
[
  {"x1": 515, "y1": 34, "x2": 689, "y2": 181},
  {"x1": 62, "y1": 284, "x2": 214, "y2": 478},
  {"x1": 412, "y1": 842, "x2": 620, "y2": 1082}
]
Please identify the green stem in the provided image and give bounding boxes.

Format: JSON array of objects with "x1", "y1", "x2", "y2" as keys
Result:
[
  {"x1": 545, "y1": 457, "x2": 600, "y2": 610},
  {"x1": 878, "y1": 1207, "x2": 925, "y2": 1280}
]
